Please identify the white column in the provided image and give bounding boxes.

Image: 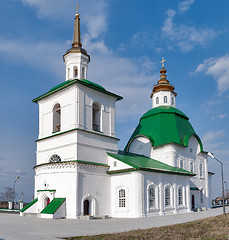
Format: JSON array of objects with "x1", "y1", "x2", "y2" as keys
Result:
[
  {"x1": 173, "y1": 181, "x2": 178, "y2": 214},
  {"x1": 159, "y1": 174, "x2": 164, "y2": 215},
  {"x1": 186, "y1": 178, "x2": 191, "y2": 212}
]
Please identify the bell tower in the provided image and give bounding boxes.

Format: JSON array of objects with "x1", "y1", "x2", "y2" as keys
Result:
[
  {"x1": 150, "y1": 58, "x2": 177, "y2": 108},
  {"x1": 63, "y1": 6, "x2": 90, "y2": 80}
]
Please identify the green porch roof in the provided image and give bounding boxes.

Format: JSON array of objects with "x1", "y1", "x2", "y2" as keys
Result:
[
  {"x1": 107, "y1": 153, "x2": 195, "y2": 176},
  {"x1": 32, "y1": 78, "x2": 123, "y2": 103},
  {"x1": 20, "y1": 198, "x2": 38, "y2": 212},
  {"x1": 125, "y1": 106, "x2": 203, "y2": 152},
  {"x1": 41, "y1": 198, "x2": 66, "y2": 214}
]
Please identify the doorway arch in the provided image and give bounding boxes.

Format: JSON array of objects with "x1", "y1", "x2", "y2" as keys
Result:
[
  {"x1": 83, "y1": 199, "x2": 90, "y2": 215},
  {"x1": 191, "y1": 195, "x2": 195, "y2": 210},
  {"x1": 44, "y1": 197, "x2": 50, "y2": 208}
]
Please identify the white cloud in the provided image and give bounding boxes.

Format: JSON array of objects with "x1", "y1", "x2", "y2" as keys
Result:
[
  {"x1": 0, "y1": 38, "x2": 65, "y2": 78},
  {"x1": 162, "y1": 9, "x2": 218, "y2": 52},
  {"x1": 178, "y1": 0, "x2": 195, "y2": 13},
  {"x1": 203, "y1": 130, "x2": 225, "y2": 145},
  {"x1": 20, "y1": 0, "x2": 108, "y2": 42},
  {"x1": 195, "y1": 55, "x2": 229, "y2": 94}
]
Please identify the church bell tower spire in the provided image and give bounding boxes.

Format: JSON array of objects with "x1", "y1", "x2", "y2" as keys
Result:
[{"x1": 63, "y1": 4, "x2": 90, "y2": 81}]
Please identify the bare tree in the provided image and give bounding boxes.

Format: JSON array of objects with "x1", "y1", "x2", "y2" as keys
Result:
[{"x1": 0, "y1": 187, "x2": 15, "y2": 201}]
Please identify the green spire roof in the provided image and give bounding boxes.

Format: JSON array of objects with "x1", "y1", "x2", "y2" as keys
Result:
[
  {"x1": 125, "y1": 106, "x2": 203, "y2": 152},
  {"x1": 32, "y1": 78, "x2": 122, "y2": 103}
]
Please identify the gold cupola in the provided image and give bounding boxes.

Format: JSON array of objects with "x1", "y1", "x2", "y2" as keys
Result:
[{"x1": 151, "y1": 58, "x2": 177, "y2": 108}]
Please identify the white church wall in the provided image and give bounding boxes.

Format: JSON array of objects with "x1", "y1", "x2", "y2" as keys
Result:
[
  {"x1": 150, "y1": 144, "x2": 176, "y2": 166},
  {"x1": 77, "y1": 131, "x2": 118, "y2": 164},
  {"x1": 143, "y1": 172, "x2": 191, "y2": 216},
  {"x1": 78, "y1": 84, "x2": 117, "y2": 137},
  {"x1": 36, "y1": 131, "x2": 78, "y2": 165},
  {"x1": 152, "y1": 90, "x2": 176, "y2": 108},
  {"x1": 108, "y1": 156, "x2": 131, "y2": 171},
  {"x1": 128, "y1": 136, "x2": 151, "y2": 157},
  {"x1": 77, "y1": 164, "x2": 110, "y2": 217},
  {"x1": 38, "y1": 85, "x2": 78, "y2": 139},
  {"x1": 110, "y1": 172, "x2": 143, "y2": 218},
  {"x1": 34, "y1": 163, "x2": 78, "y2": 219},
  {"x1": 64, "y1": 52, "x2": 89, "y2": 80}
]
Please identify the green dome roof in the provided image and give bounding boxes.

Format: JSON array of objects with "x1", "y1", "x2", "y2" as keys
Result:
[{"x1": 124, "y1": 106, "x2": 203, "y2": 152}]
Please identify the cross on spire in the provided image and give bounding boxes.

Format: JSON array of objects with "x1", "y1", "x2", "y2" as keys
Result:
[
  {"x1": 76, "y1": 3, "x2": 80, "y2": 15},
  {"x1": 161, "y1": 57, "x2": 166, "y2": 68}
]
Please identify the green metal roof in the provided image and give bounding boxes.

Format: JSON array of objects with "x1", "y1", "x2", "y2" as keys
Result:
[
  {"x1": 125, "y1": 106, "x2": 203, "y2": 152},
  {"x1": 107, "y1": 153, "x2": 195, "y2": 176},
  {"x1": 32, "y1": 78, "x2": 123, "y2": 103},
  {"x1": 41, "y1": 198, "x2": 66, "y2": 214},
  {"x1": 20, "y1": 198, "x2": 38, "y2": 212}
]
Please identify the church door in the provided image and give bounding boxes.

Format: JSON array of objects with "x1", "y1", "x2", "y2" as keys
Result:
[
  {"x1": 44, "y1": 197, "x2": 50, "y2": 208},
  {"x1": 191, "y1": 195, "x2": 195, "y2": 209},
  {"x1": 83, "y1": 200, "x2": 90, "y2": 215}
]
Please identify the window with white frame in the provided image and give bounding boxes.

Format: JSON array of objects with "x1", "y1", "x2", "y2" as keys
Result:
[
  {"x1": 178, "y1": 187, "x2": 183, "y2": 206},
  {"x1": 92, "y1": 103, "x2": 100, "y2": 131},
  {"x1": 164, "y1": 96, "x2": 167, "y2": 103},
  {"x1": 73, "y1": 66, "x2": 78, "y2": 78},
  {"x1": 149, "y1": 187, "x2": 156, "y2": 208},
  {"x1": 199, "y1": 163, "x2": 203, "y2": 177},
  {"x1": 165, "y1": 186, "x2": 170, "y2": 207},
  {"x1": 180, "y1": 159, "x2": 184, "y2": 169},
  {"x1": 53, "y1": 103, "x2": 61, "y2": 133},
  {"x1": 156, "y1": 97, "x2": 159, "y2": 104},
  {"x1": 200, "y1": 189, "x2": 203, "y2": 203},
  {"x1": 190, "y1": 162, "x2": 194, "y2": 173},
  {"x1": 171, "y1": 97, "x2": 174, "y2": 105},
  {"x1": 119, "y1": 189, "x2": 126, "y2": 208}
]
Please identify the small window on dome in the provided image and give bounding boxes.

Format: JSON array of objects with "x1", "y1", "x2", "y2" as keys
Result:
[
  {"x1": 73, "y1": 66, "x2": 78, "y2": 78},
  {"x1": 67, "y1": 68, "x2": 70, "y2": 79},
  {"x1": 156, "y1": 97, "x2": 159, "y2": 104},
  {"x1": 171, "y1": 97, "x2": 174, "y2": 105},
  {"x1": 82, "y1": 67, "x2": 85, "y2": 79},
  {"x1": 164, "y1": 96, "x2": 167, "y2": 103}
]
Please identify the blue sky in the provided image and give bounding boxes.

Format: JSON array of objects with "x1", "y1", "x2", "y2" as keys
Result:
[{"x1": 0, "y1": 0, "x2": 229, "y2": 202}]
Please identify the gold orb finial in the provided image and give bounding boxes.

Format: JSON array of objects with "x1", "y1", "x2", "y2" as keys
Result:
[{"x1": 75, "y1": 3, "x2": 80, "y2": 16}]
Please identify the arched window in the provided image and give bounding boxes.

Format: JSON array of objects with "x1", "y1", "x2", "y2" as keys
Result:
[
  {"x1": 200, "y1": 189, "x2": 203, "y2": 203},
  {"x1": 67, "y1": 67, "x2": 70, "y2": 79},
  {"x1": 156, "y1": 97, "x2": 159, "y2": 104},
  {"x1": 180, "y1": 160, "x2": 184, "y2": 169},
  {"x1": 49, "y1": 154, "x2": 61, "y2": 163},
  {"x1": 73, "y1": 66, "x2": 78, "y2": 78},
  {"x1": 199, "y1": 163, "x2": 203, "y2": 177},
  {"x1": 92, "y1": 103, "x2": 100, "y2": 131},
  {"x1": 190, "y1": 162, "x2": 194, "y2": 173},
  {"x1": 178, "y1": 187, "x2": 183, "y2": 205},
  {"x1": 164, "y1": 96, "x2": 167, "y2": 103},
  {"x1": 165, "y1": 186, "x2": 170, "y2": 207},
  {"x1": 171, "y1": 97, "x2": 174, "y2": 105},
  {"x1": 119, "y1": 189, "x2": 126, "y2": 207},
  {"x1": 82, "y1": 67, "x2": 85, "y2": 79},
  {"x1": 53, "y1": 103, "x2": 61, "y2": 133},
  {"x1": 149, "y1": 187, "x2": 155, "y2": 208}
]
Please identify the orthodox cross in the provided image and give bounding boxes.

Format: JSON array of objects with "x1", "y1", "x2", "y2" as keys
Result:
[
  {"x1": 76, "y1": 4, "x2": 80, "y2": 14},
  {"x1": 161, "y1": 57, "x2": 166, "y2": 68}
]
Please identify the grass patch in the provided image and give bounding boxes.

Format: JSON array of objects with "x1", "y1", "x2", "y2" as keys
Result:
[{"x1": 63, "y1": 214, "x2": 229, "y2": 240}]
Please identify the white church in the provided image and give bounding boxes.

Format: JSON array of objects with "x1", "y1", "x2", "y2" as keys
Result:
[{"x1": 20, "y1": 10, "x2": 213, "y2": 219}]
